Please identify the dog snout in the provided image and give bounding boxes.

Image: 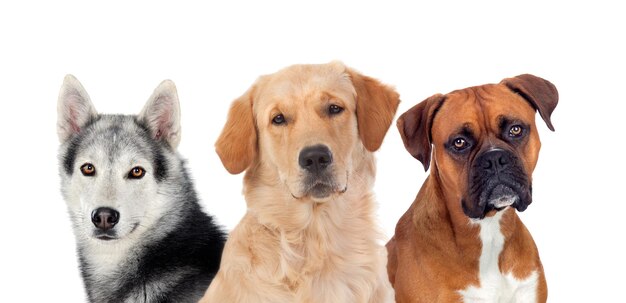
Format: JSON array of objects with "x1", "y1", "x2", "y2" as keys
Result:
[
  {"x1": 477, "y1": 149, "x2": 512, "y2": 173},
  {"x1": 91, "y1": 207, "x2": 120, "y2": 231},
  {"x1": 298, "y1": 145, "x2": 333, "y2": 174}
]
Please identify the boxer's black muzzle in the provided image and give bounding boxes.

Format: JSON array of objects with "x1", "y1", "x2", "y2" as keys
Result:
[{"x1": 462, "y1": 148, "x2": 532, "y2": 219}]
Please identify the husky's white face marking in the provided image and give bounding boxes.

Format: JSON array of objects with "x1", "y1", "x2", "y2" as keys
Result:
[
  {"x1": 67, "y1": 121, "x2": 163, "y2": 242},
  {"x1": 459, "y1": 211, "x2": 539, "y2": 302},
  {"x1": 57, "y1": 75, "x2": 182, "y2": 268},
  {"x1": 56, "y1": 75, "x2": 227, "y2": 302}
]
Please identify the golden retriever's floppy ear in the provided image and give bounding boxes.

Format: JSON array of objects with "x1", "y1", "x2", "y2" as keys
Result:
[
  {"x1": 397, "y1": 94, "x2": 445, "y2": 172},
  {"x1": 347, "y1": 69, "x2": 400, "y2": 152},
  {"x1": 215, "y1": 87, "x2": 257, "y2": 174},
  {"x1": 500, "y1": 74, "x2": 559, "y2": 131}
]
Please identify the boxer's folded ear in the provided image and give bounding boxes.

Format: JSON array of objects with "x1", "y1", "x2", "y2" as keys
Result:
[
  {"x1": 397, "y1": 94, "x2": 445, "y2": 171},
  {"x1": 501, "y1": 74, "x2": 559, "y2": 131}
]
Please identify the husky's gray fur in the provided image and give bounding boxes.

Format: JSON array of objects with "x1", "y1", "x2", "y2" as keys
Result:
[{"x1": 57, "y1": 75, "x2": 225, "y2": 303}]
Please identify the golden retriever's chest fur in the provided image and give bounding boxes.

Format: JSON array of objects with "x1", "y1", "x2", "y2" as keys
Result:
[
  {"x1": 208, "y1": 192, "x2": 393, "y2": 303},
  {"x1": 279, "y1": 202, "x2": 376, "y2": 286}
]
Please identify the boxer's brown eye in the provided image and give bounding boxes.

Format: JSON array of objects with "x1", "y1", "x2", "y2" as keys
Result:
[
  {"x1": 128, "y1": 166, "x2": 145, "y2": 179},
  {"x1": 509, "y1": 125, "x2": 523, "y2": 137},
  {"x1": 272, "y1": 114, "x2": 286, "y2": 125},
  {"x1": 80, "y1": 163, "x2": 96, "y2": 176},
  {"x1": 453, "y1": 138, "x2": 469, "y2": 150}
]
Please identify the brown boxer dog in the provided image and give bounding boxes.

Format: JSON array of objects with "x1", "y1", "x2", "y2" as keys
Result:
[{"x1": 386, "y1": 74, "x2": 557, "y2": 303}]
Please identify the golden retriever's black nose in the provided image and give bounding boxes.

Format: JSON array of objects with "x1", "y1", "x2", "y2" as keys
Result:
[
  {"x1": 299, "y1": 145, "x2": 333, "y2": 173},
  {"x1": 91, "y1": 207, "x2": 120, "y2": 231}
]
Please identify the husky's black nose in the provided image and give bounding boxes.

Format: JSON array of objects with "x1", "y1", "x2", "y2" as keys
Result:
[
  {"x1": 299, "y1": 145, "x2": 333, "y2": 174},
  {"x1": 91, "y1": 207, "x2": 120, "y2": 231}
]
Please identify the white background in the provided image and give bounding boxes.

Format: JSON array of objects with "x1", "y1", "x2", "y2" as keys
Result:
[{"x1": 1, "y1": 1, "x2": 623, "y2": 302}]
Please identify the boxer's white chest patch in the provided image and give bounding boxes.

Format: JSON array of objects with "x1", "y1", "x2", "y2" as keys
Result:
[{"x1": 458, "y1": 211, "x2": 539, "y2": 303}]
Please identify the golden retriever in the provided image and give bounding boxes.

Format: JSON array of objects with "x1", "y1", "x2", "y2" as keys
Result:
[{"x1": 199, "y1": 61, "x2": 399, "y2": 303}]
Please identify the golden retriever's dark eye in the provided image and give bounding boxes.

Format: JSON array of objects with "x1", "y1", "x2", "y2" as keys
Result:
[
  {"x1": 509, "y1": 125, "x2": 524, "y2": 138},
  {"x1": 80, "y1": 163, "x2": 96, "y2": 176},
  {"x1": 128, "y1": 166, "x2": 146, "y2": 179},
  {"x1": 328, "y1": 104, "x2": 344, "y2": 115},
  {"x1": 272, "y1": 114, "x2": 286, "y2": 125}
]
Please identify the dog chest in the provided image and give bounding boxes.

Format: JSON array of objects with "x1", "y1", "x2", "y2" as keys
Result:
[{"x1": 457, "y1": 212, "x2": 539, "y2": 303}]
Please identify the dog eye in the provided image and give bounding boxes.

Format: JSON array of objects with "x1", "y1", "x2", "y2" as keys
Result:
[
  {"x1": 452, "y1": 138, "x2": 470, "y2": 151},
  {"x1": 80, "y1": 163, "x2": 96, "y2": 176},
  {"x1": 328, "y1": 104, "x2": 344, "y2": 115},
  {"x1": 272, "y1": 114, "x2": 286, "y2": 125},
  {"x1": 509, "y1": 125, "x2": 524, "y2": 137},
  {"x1": 128, "y1": 166, "x2": 146, "y2": 179}
]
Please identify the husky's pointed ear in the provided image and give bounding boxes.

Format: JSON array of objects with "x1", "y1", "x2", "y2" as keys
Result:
[
  {"x1": 500, "y1": 74, "x2": 559, "y2": 131},
  {"x1": 139, "y1": 80, "x2": 181, "y2": 149},
  {"x1": 57, "y1": 74, "x2": 98, "y2": 143},
  {"x1": 346, "y1": 67, "x2": 400, "y2": 152},
  {"x1": 397, "y1": 94, "x2": 445, "y2": 172},
  {"x1": 215, "y1": 86, "x2": 257, "y2": 174}
]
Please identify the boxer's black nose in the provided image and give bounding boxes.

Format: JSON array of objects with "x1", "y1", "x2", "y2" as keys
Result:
[
  {"x1": 91, "y1": 207, "x2": 120, "y2": 231},
  {"x1": 299, "y1": 145, "x2": 333, "y2": 174},
  {"x1": 478, "y1": 149, "x2": 512, "y2": 173}
]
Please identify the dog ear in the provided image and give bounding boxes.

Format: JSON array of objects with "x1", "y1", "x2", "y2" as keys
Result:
[
  {"x1": 139, "y1": 80, "x2": 182, "y2": 149},
  {"x1": 57, "y1": 74, "x2": 98, "y2": 143},
  {"x1": 397, "y1": 94, "x2": 445, "y2": 172},
  {"x1": 215, "y1": 87, "x2": 257, "y2": 174},
  {"x1": 501, "y1": 74, "x2": 559, "y2": 131},
  {"x1": 347, "y1": 69, "x2": 400, "y2": 152}
]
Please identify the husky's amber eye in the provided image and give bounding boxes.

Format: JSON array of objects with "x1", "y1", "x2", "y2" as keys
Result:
[
  {"x1": 80, "y1": 163, "x2": 96, "y2": 176},
  {"x1": 128, "y1": 166, "x2": 145, "y2": 179}
]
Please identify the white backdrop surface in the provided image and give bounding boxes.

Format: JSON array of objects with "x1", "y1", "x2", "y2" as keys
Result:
[{"x1": 1, "y1": 1, "x2": 623, "y2": 302}]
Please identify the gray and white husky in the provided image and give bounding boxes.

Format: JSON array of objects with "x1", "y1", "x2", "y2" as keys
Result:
[{"x1": 56, "y1": 75, "x2": 226, "y2": 303}]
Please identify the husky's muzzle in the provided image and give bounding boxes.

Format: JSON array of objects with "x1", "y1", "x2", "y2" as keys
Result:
[{"x1": 91, "y1": 207, "x2": 120, "y2": 240}]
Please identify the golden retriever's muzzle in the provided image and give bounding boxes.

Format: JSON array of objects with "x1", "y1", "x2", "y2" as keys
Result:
[
  {"x1": 298, "y1": 144, "x2": 344, "y2": 199},
  {"x1": 299, "y1": 145, "x2": 332, "y2": 174}
]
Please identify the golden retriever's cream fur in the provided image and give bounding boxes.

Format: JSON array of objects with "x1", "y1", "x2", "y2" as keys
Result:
[{"x1": 200, "y1": 62, "x2": 399, "y2": 303}]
